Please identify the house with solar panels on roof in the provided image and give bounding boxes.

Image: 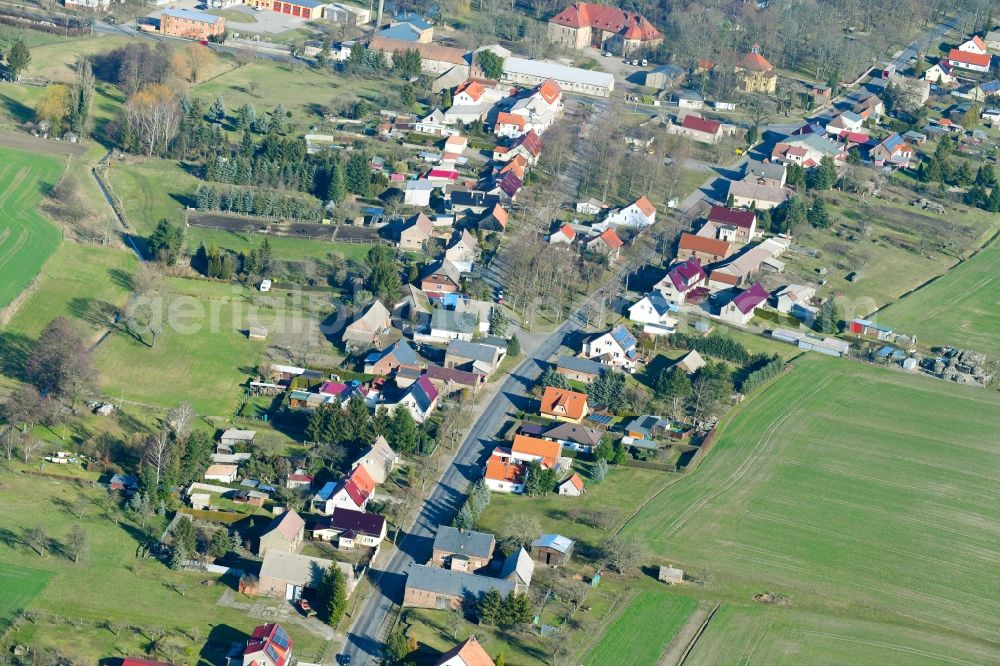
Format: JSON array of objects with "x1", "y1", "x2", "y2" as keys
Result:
[
  {"x1": 243, "y1": 623, "x2": 291, "y2": 666},
  {"x1": 581, "y1": 324, "x2": 639, "y2": 373}
]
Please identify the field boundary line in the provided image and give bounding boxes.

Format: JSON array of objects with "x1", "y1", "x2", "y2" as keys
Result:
[
  {"x1": 675, "y1": 602, "x2": 721, "y2": 666},
  {"x1": 574, "y1": 588, "x2": 638, "y2": 665},
  {"x1": 612, "y1": 364, "x2": 801, "y2": 538},
  {"x1": 661, "y1": 374, "x2": 834, "y2": 538}
]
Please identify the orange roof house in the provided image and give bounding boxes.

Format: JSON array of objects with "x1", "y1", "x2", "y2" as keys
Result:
[
  {"x1": 547, "y1": 3, "x2": 662, "y2": 56},
  {"x1": 677, "y1": 232, "x2": 733, "y2": 263},
  {"x1": 499, "y1": 155, "x2": 527, "y2": 179},
  {"x1": 511, "y1": 434, "x2": 562, "y2": 465},
  {"x1": 537, "y1": 79, "x2": 563, "y2": 106},
  {"x1": 433, "y1": 636, "x2": 496, "y2": 666},
  {"x1": 540, "y1": 386, "x2": 589, "y2": 423},
  {"x1": 455, "y1": 80, "x2": 485, "y2": 102},
  {"x1": 497, "y1": 111, "x2": 527, "y2": 130},
  {"x1": 634, "y1": 195, "x2": 656, "y2": 218}
]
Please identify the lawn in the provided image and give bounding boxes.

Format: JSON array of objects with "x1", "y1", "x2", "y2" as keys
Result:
[
  {"x1": 190, "y1": 58, "x2": 401, "y2": 131},
  {"x1": 879, "y1": 232, "x2": 1000, "y2": 357},
  {"x1": 0, "y1": 147, "x2": 65, "y2": 310},
  {"x1": 583, "y1": 591, "x2": 698, "y2": 666},
  {"x1": 475, "y1": 463, "x2": 669, "y2": 553},
  {"x1": 3, "y1": 242, "x2": 137, "y2": 340},
  {"x1": 107, "y1": 158, "x2": 196, "y2": 236},
  {"x1": 92, "y1": 277, "x2": 270, "y2": 416},
  {"x1": 685, "y1": 603, "x2": 996, "y2": 665},
  {"x1": 780, "y1": 188, "x2": 1000, "y2": 314},
  {"x1": 622, "y1": 356, "x2": 1000, "y2": 663},
  {"x1": 0, "y1": 468, "x2": 326, "y2": 664},
  {"x1": 0, "y1": 563, "x2": 53, "y2": 629},
  {"x1": 108, "y1": 158, "x2": 375, "y2": 264}
]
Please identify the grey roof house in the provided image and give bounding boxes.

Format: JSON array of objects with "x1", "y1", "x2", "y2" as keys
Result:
[{"x1": 403, "y1": 563, "x2": 515, "y2": 609}]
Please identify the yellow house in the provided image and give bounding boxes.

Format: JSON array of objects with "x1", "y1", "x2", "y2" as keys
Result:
[{"x1": 735, "y1": 44, "x2": 777, "y2": 94}]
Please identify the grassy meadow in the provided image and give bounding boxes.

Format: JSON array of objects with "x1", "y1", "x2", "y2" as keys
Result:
[
  {"x1": 880, "y1": 232, "x2": 1000, "y2": 357},
  {"x1": 0, "y1": 468, "x2": 326, "y2": 664},
  {"x1": 781, "y1": 188, "x2": 1000, "y2": 313},
  {"x1": 622, "y1": 355, "x2": 1000, "y2": 663},
  {"x1": 583, "y1": 591, "x2": 698, "y2": 666},
  {"x1": 0, "y1": 147, "x2": 65, "y2": 309}
]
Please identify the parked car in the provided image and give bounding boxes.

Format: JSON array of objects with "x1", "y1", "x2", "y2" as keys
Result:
[
  {"x1": 632, "y1": 59, "x2": 639, "y2": 66},
  {"x1": 297, "y1": 598, "x2": 316, "y2": 617},
  {"x1": 641, "y1": 59, "x2": 648, "y2": 67}
]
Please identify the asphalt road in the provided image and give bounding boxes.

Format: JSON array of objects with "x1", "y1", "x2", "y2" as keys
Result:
[{"x1": 341, "y1": 300, "x2": 595, "y2": 664}]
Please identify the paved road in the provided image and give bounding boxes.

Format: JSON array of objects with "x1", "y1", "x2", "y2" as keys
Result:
[{"x1": 340, "y1": 295, "x2": 599, "y2": 664}]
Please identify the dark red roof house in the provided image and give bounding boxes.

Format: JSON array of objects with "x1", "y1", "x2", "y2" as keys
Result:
[
  {"x1": 244, "y1": 623, "x2": 292, "y2": 666},
  {"x1": 515, "y1": 130, "x2": 543, "y2": 158},
  {"x1": 680, "y1": 115, "x2": 722, "y2": 135},
  {"x1": 731, "y1": 282, "x2": 769, "y2": 314},
  {"x1": 708, "y1": 205, "x2": 756, "y2": 229},
  {"x1": 668, "y1": 257, "x2": 706, "y2": 292}
]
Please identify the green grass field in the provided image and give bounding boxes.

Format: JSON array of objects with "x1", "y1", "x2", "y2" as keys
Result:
[
  {"x1": 584, "y1": 591, "x2": 698, "y2": 666},
  {"x1": 623, "y1": 356, "x2": 1000, "y2": 663},
  {"x1": 782, "y1": 189, "x2": 1000, "y2": 313},
  {"x1": 4, "y1": 242, "x2": 137, "y2": 340},
  {"x1": 880, "y1": 232, "x2": 1000, "y2": 357},
  {"x1": 475, "y1": 463, "x2": 668, "y2": 552},
  {"x1": 685, "y1": 603, "x2": 996, "y2": 666},
  {"x1": 0, "y1": 147, "x2": 65, "y2": 309},
  {"x1": 0, "y1": 468, "x2": 326, "y2": 664},
  {"x1": 109, "y1": 158, "x2": 374, "y2": 265},
  {"x1": 0, "y1": 563, "x2": 53, "y2": 629},
  {"x1": 92, "y1": 277, "x2": 268, "y2": 415}
]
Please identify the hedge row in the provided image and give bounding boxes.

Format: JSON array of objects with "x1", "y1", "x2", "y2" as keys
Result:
[{"x1": 739, "y1": 358, "x2": 786, "y2": 396}]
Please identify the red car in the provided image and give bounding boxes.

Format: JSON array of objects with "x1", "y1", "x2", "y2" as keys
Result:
[
  {"x1": 297, "y1": 598, "x2": 316, "y2": 617},
  {"x1": 199, "y1": 40, "x2": 209, "y2": 46}
]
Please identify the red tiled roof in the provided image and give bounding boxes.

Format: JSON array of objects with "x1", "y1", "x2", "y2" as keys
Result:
[
  {"x1": 948, "y1": 49, "x2": 991, "y2": 67},
  {"x1": 708, "y1": 205, "x2": 756, "y2": 229},
  {"x1": 537, "y1": 79, "x2": 562, "y2": 105},
  {"x1": 497, "y1": 111, "x2": 526, "y2": 128},
  {"x1": 488, "y1": 203, "x2": 509, "y2": 227},
  {"x1": 680, "y1": 115, "x2": 721, "y2": 134},
  {"x1": 966, "y1": 35, "x2": 987, "y2": 51},
  {"x1": 549, "y1": 2, "x2": 661, "y2": 41},
  {"x1": 596, "y1": 228, "x2": 623, "y2": 249},
  {"x1": 738, "y1": 51, "x2": 774, "y2": 72},
  {"x1": 485, "y1": 454, "x2": 525, "y2": 484},
  {"x1": 512, "y1": 433, "x2": 562, "y2": 459},
  {"x1": 679, "y1": 232, "x2": 732, "y2": 257},
  {"x1": 434, "y1": 636, "x2": 496, "y2": 666},
  {"x1": 633, "y1": 195, "x2": 655, "y2": 217},
  {"x1": 349, "y1": 465, "x2": 376, "y2": 495},
  {"x1": 709, "y1": 269, "x2": 739, "y2": 285},
  {"x1": 540, "y1": 386, "x2": 588, "y2": 420},
  {"x1": 456, "y1": 80, "x2": 485, "y2": 101},
  {"x1": 558, "y1": 224, "x2": 576, "y2": 240},
  {"x1": 564, "y1": 473, "x2": 584, "y2": 491}
]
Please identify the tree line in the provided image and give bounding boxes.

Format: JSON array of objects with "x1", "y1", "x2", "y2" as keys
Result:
[{"x1": 193, "y1": 183, "x2": 323, "y2": 222}]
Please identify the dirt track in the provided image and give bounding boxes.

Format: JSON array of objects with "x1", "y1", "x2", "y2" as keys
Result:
[{"x1": 0, "y1": 130, "x2": 90, "y2": 157}]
